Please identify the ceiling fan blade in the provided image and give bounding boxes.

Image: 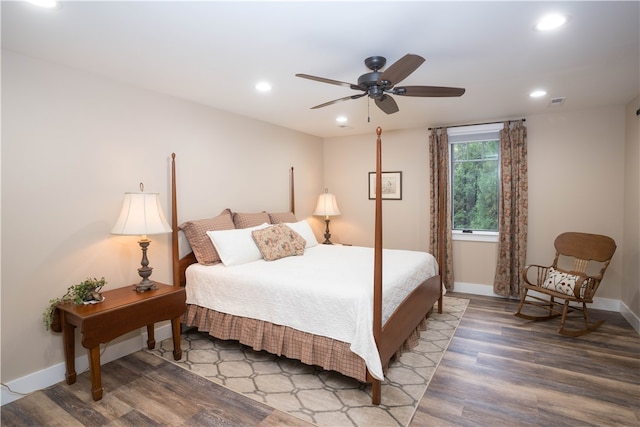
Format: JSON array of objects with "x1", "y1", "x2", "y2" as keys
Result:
[
  {"x1": 394, "y1": 86, "x2": 466, "y2": 97},
  {"x1": 377, "y1": 54, "x2": 425, "y2": 87},
  {"x1": 310, "y1": 93, "x2": 366, "y2": 109},
  {"x1": 375, "y1": 94, "x2": 399, "y2": 114},
  {"x1": 296, "y1": 74, "x2": 361, "y2": 91}
]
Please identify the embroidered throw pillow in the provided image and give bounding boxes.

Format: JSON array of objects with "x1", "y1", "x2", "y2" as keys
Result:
[
  {"x1": 541, "y1": 267, "x2": 587, "y2": 298},
  {"x1": 277, "y1": 224, "x2": 306, "y2": 253},
  {"x1": 252, "y1": 224, "x2": 305, "y2": 261}
]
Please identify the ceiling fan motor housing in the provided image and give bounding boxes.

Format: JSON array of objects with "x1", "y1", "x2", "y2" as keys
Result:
[
  {"x1": 359, "y1": 56, "x2": 390, "y2": 99},
  {"x1": 358, "y1": 72, "x2": 385, "y2": 99}
]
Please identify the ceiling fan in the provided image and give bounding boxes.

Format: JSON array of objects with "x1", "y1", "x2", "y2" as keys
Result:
[{"x1": 296, "y1": 54, "x2": 465, "y2": 114}]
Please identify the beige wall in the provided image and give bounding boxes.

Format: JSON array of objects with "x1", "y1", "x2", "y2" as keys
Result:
[
  {"x1": 324, "y1": 105, "x2": 627, "y2": 302},
  {"x1": 623, "y1": 97, "x2": 640, "y2": 315},
  {"x1": 525, "y1": 107, "x2": 626, "y2": 299},
  {"x1": 1, "y1": 51, "x2": 324, "y2": 384},
  {"x1": 322, "y1": 128, "x2": 430, "y2": 250}
]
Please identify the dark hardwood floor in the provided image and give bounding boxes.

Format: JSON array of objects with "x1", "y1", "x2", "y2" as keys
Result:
[
  {"x1": 2, "y1": 293, "x2": 638, "y2": 426},
  {"x1": 413, "y1": 293, "x2": 640, "y2": 426}
]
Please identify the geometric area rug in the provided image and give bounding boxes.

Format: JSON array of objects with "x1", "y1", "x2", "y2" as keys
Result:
[{"x1": 147, "y1": 296, "x2": 468, "y2": 427}]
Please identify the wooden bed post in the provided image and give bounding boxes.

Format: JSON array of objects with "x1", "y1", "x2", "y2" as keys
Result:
[
  {"x1": 372, "y1": 127, "x2": 383, "y2": 405},
  {"x1": 290, "y1": 167, "x2": 295, "y2": 214},
  {"x1": 171, "y1": 153, "x2": 180, "y2": 288}
]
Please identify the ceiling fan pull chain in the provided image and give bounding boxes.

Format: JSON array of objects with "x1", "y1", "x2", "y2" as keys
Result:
[{"x1": 367, "y1": 97, "x2": 371, "y2": 123}]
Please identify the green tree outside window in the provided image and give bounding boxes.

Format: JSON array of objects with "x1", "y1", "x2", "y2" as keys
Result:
[{"x1": 451, "y1": 140, "x2": 499, "y2": 231}]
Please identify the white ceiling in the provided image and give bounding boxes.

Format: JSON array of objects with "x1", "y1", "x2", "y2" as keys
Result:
[{"x1": 2, "y1": 1, "x2": 638, "y2": 138}]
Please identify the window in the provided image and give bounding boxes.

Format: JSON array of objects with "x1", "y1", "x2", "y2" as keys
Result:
[{"x1": 448, "y1": 123, "x2": 503, "y2": 240}]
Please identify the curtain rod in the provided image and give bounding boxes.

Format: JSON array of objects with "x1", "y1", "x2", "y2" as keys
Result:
[{"x1": 428, "y1": 118, "x2": 526, "y2": 131}]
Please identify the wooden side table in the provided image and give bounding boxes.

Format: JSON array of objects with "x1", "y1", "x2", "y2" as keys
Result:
[{"x1": 51, "y1": 282, "x2": 186, "y2": 401}]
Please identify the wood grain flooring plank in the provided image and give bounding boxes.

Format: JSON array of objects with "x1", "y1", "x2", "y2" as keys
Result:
[
  {"x1": 99, "y1": 355, "x2": 148, "y2": 393},
  {"x1": 182, "y1": 409, "x2": 238, "y2": 427},
  {"x1": 0, "y1": 390, "x2": 83, "y2": 427},
  {"x1": 473, "y1": 351, "x2": 640, "y2": 408},
  {"x1": 535, "y1": 386, "x2": 639, "y2": 426},
  {"x1": 429, "y1": 362, "x2": 540, "y2": 413},
  {"x1": 413, "y1": 293, "x2": 640, "y2": 427},
  {"x1": 146, "y1": 361, "x2": 278, "y2": 423},
  {"x1": 108, "y1": 409, "x2": 164, "y2": 427},
  {"x1": 109, "y1": 380, "x2": 190, "y2": 426},
  {"x1": 141, "y1": 355, "x2": 307, "y2": 426},
  {"x1": 455, "y1": 320, "x2": 639, "y2": 383},
  {"x1": 43, "y1": 385, "x2": 111, "y2": 425},
  {"x1": 448, "y1": 334, "x2": 637, "y2": 406},
  {"x1": 59, "y1": 371, "x2": 137, "y2": 420}
]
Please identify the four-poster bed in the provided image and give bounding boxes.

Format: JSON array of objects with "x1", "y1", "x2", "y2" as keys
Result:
[{"x1": 169, "y1": 128, "x2": 443, "y2": 405}]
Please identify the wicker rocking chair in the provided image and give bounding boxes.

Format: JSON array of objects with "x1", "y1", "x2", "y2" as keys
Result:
[{"x1": 515, "y1": 232, "x2": 616, "y2": 336}]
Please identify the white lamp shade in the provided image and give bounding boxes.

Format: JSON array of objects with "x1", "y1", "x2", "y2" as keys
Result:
[
  {"x1": 313, "y1": 192, "x2": 341, "y2": 217},
  {"x1": 111, "y1": 192, "x2": 171, "y2": 236}
]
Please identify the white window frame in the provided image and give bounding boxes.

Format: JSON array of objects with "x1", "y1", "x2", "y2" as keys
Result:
[{"x1": 448, "y1": 123, "x2": 503, "y2": 243}]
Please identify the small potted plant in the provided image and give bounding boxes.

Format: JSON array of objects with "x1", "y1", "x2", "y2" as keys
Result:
[{"x1": 43, "y1": 277, "x2": 107, "y2": 331}]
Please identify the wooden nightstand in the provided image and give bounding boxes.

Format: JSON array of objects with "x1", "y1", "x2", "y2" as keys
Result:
[{"x1": 52, "y1": 282, "x2": 186, "y2": 401}]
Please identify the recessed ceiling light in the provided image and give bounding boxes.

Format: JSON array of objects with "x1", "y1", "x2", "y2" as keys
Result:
[
  {"x1": 336, "y1": 116, "x2": 348, "y2": 123},
  {"x1": 255, "y1": 81, "x2": 272, "y2": 93},
  {"x1": 535, "y1": 13, "x2": 568, "y2": 31},
  {"x1": 26, "y1": 0, "x2": 59, "y2": 8},
  {"x1": 530, "y1": 90, "x2": 547, "y2": 98}
]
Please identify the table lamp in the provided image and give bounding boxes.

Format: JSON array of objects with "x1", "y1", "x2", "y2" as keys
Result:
[
  {"x1": 111, "y1": 183, "x2": 172, "y2": 292},
  {"x1": 313, "y1": 188, "x2": 341, "y2": 244}
]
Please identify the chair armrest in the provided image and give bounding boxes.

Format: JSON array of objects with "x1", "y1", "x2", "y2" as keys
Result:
[
  {"x1": 522, "y1": 264, "x2": 550, "y2": 287},
  {"x1": 580, "y1": 276, "x2": 599, "y2": 300}
]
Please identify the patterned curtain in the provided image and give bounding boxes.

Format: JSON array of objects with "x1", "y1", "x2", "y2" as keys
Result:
[
  {"x1": 493, "y1": 120, "x2": 528, "y2": 297},
  {"x1": 429, "y1": 128, "x2": 454, "y2": 290}
]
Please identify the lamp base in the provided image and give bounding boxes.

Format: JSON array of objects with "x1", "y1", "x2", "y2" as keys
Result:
[
  {"x1": 322, "y1": 218, "x2": 333, "y2": 245},
  {"x1": 134, "y1": 281, "x2": 157, "y2": 293},
  {"x1": 135, "y1": 239, "x2": 158, "y2": 292}
]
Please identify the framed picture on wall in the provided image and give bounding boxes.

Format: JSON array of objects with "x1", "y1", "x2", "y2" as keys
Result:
[{"x1": 368, "y1": 171, "x2": 402, "y2": 200}]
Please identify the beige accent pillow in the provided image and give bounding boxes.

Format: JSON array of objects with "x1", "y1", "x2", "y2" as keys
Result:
[
  {"x1": 179, "y1": 208, "x2": 235, "y2": 265},
  {"x1": 268, "y1": 212, "x2": 298, "y2": 224},
  {"x1": 233, "y1": 212, "x2": 271, "y2": 229},
  {"x1": 251, "y1": 224, "x2": 306, "y2": 261}
]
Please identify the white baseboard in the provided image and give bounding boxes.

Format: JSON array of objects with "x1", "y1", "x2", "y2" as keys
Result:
[
  {"x1": 1, "y1": 324, "x2": 173, "y2": 406},
  {"x1": 453, "y1": 281, "x2": 640, "y2": 334},
  {"x1": 620, "y1": 301, "x2": 640, "y2": 334},
  {"x1": 453, "y1": 281, "x2": 508, "y2": 298}
]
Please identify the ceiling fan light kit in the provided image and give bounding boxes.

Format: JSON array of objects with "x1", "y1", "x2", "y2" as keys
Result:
[{"x1": 296, "y1": 54, "x2": 466, "y2": 115}]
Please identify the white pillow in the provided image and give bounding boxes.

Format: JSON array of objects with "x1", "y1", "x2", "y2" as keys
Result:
[
  {"x1": 207, "y1": 223, "x2": 270, "y2": 266},
  {"x1": 285, "y1": 220, "x2": 318, "y2": 248}
]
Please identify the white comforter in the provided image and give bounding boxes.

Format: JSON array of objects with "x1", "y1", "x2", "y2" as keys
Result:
[{"x1": 185, "y1": 244, "x2": 438, "y2": 380}]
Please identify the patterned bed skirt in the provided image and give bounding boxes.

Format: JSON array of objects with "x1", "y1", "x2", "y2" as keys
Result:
[{"x1": 182, "y1": 304, "x2": 430, "y2": 383}]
